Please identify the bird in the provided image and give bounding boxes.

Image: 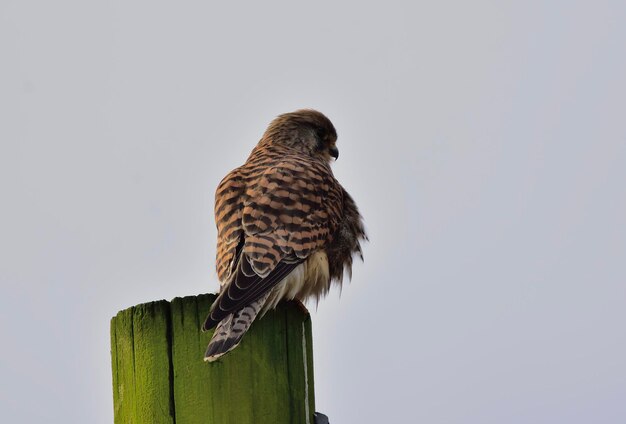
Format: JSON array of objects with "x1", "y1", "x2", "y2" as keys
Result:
[{"x1": 202, "y1": 109, "x2": 366, "y2": 362}]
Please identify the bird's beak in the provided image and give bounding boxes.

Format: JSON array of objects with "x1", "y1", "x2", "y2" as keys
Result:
[{"x1": 329, "y1": 145, "x2": 339, "y2": 160}]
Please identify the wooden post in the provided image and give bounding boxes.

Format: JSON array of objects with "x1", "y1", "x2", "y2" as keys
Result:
[{"x1": 110, "y1": 294, "x2": 316, "y2": 424}]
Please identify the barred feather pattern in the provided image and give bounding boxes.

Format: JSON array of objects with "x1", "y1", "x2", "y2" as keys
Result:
[
  {"x1": 203, "y1": 292, "x2": 270, "y2": 362},
  {"x1": 215, "y1": 144, "x2": 343, "y2": 282},
  {"x1": 203, "y1": 109, "x2": 366, "y2": 361}
]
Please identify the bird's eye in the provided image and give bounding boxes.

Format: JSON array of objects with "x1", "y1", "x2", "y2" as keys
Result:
[
  {"x1": 314, "y1": 127, "x2": 327, "y2": 151},
  {"x1": 315, "y1": 138, "x2": 326, "y2": 152},
  {"x1": 315, "y1": 126, "x2": 327, "y2": 141}
]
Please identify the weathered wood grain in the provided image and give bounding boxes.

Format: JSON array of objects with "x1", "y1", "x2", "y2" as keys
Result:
[
  {"x1": 110, "y1": 301, "x2": 174, "y2": 424},
  {"x1": 111, "y1": 294, "x2": 315, "y2": 424}
]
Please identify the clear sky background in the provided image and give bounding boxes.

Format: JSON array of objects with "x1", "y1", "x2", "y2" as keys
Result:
[{"x1": 2, "y1": 1, "x2": 625, "y2": 423}]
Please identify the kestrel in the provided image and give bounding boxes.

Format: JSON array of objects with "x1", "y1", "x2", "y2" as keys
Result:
[{"x1": 202, "y1": 109, "x2": 366, "y2": 361}]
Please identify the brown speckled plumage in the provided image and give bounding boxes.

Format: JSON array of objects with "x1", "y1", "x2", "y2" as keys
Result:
[{"x1": 203, "y1": 109, "x2": 366, "y2": 361}]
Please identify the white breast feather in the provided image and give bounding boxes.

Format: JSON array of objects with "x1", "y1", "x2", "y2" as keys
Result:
[{"x1": 260, "y1": 251, "x2": 330, "y2": 315}]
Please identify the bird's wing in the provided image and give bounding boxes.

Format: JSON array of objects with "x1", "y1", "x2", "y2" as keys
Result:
[
  {"x1": 213, "y1": 166, "x2": 245, "y2": 286},
  {"x1": 203, "y1": 159, "x2": 341, "y2": 331}
]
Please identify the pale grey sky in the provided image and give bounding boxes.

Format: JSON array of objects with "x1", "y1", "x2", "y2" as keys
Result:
[{"x1": 1, "y1": 1, "x2": 625, "y2": 423}]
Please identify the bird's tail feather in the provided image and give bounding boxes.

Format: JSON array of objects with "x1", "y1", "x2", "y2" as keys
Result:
[{"x1": 204, "y1": 292, "x2": 269, "y2": 362}]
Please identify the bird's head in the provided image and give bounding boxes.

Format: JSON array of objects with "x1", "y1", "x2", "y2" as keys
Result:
[{"x1": 263, "y1": 109, "x2": 339, "y2": 162}]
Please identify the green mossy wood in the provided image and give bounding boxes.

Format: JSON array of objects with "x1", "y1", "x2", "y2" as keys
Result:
[{"x1": 110, "y1": 294, "x2": 316, "y2": 424}]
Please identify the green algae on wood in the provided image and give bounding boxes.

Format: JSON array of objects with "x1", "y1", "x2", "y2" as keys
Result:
[
  {"x1": 110, "y1": 294, "x2": 315, "y2": 424},
  {"x1": 110, "y1": 301, "x2": 174, "y2": 424}
]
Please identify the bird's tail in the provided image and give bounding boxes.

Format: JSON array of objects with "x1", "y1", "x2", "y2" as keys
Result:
[{"x1": 203, "y1": 292, "x2": 269, "y2": 362}]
